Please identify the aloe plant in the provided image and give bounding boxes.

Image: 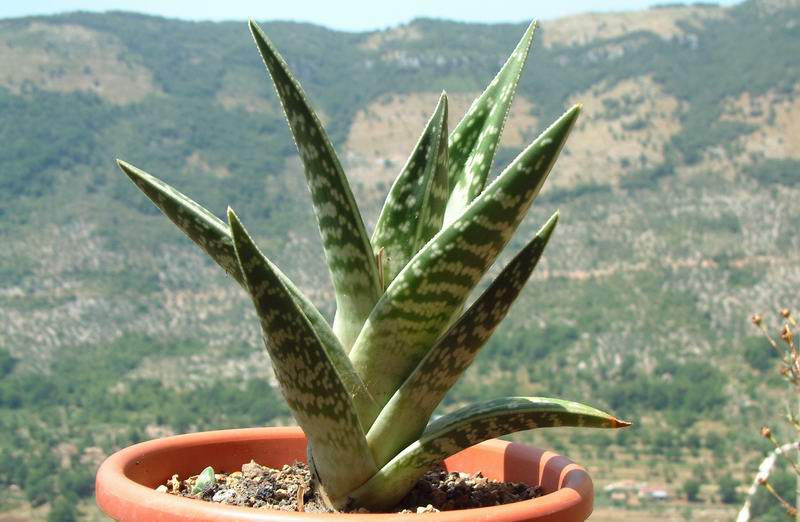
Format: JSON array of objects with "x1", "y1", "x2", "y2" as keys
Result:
[{"x1": 117, "y1": 19, "x2": 630, "y2": 511}]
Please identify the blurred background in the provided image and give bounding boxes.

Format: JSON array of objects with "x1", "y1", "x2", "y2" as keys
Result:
[{"x1": 0, "y1": 0, "x2": 797, "y2": 520}]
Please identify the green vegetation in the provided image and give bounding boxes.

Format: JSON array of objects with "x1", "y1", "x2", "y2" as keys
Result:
[
  {"x1": 601, "y1": 360, "x2": 727, "y2": 427},
  {"x1": 0, "y1": 89, "x2": 113, "y2": 215},
  {"x1": 620, "y1": 161, "x2": 675, "y2": 191},
  {"x1": 0, "y1": 347, "x2": 15, "y2": 375},
  {"x1": 718, "y1": 475, "x2": 740, "y2": 504},
  {"x1": 47, "y1": 497, "x2": 78, "y2": 522},
  {"x1": 0, "y1": 336, "x2": 288, "y2": 513},
  {"x1": 0, "y1": 0, "x2": 797, "y2": 516},
  {"x1": 744, "y1": 159, "x2": 800, "y2": 187},
  {"x1": 743, "y1": 336, "x2": 779, "y2": 372},
  {"x1": 683, "y1": 478, "x2": 701, "y2": 502}
]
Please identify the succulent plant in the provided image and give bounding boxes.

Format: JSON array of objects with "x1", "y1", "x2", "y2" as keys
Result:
[{"x1": 116, "y1": 19, "x2": 630, "y2": 511}]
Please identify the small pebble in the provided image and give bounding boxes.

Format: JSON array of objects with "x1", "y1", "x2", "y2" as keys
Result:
[
  {"x1": 416, "y1": 504, "x2": 438, "y2": 513},
  {"x1": 212, "y1": 489, "x2": 237, "y2": 503}
]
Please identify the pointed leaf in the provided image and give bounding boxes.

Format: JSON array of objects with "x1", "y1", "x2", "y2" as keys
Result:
[
  {"x1": 367, "y1": 212, "x2": 558, "y2": 467},
  {"x1": 117, "y1": 159, "x2": 242, "y2": 284},
  {"x1": 249, "y1": 20, "x2": 381, "y2": 351},
  {"x1": 228, "y1": 209, "x2": 377, "y2": 504},
  {"x1": 351, "y1": 397, "x2": 629, "y2": 510},
  {"x1": 372, "y1": 92, "x2": 449, "y2": 287},
  {"x1": 116, "y1": 161, "x2": 372, "y2": 416},
  {"x1": 349, "y1": 106, "x2": 581, "y2": 420},
  {"x1": 444, "y1": 20, "x2": 537, "y2": 226}
]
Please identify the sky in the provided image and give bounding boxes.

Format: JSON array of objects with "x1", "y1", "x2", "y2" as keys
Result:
[{"x1": 0, "y1": 0, "x2": 742, "y2": 31}]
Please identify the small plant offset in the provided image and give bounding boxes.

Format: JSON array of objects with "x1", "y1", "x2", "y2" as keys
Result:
[{"x1": 116, "y1": 20, "x2": 630, "y2": 511}]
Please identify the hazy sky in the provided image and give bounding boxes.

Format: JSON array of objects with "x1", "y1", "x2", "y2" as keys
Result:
[{"x1": 0, "y1": 1, "x2": 742, "y2": 31}]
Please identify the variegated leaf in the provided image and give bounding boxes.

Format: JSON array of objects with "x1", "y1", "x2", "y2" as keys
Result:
[
  {"x1": 117, "y1": 159, "x2": 242, "y2": 284},
  {"x1": 116, "y1": 161, "x2": 377, "y2": 419},
  {"x1": 372, "y1": 92, "x2": 449, "y2": 288},
  {"x1": 249, "y1": 21, "x2": 381, "y2": 352},
  {"x1": 228, "y1": 209, "x2": 376, "y2": 504},
  {"x1": 351, "y1": 397, "x2": 629, "y2": 510},
  {"x1": 444, "y1": 21, "x2": 537, "y2": 226},
  {"x1": 349, "y1": 106, "x2": 581, "y2": 420},
  {"x1": 367, "y1": 212, "x2": 558, "y2": 467}
]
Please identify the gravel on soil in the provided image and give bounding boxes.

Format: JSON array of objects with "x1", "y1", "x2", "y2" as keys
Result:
[{"x1": 159, "y1": 460, "x2": 543, "y2": 514}]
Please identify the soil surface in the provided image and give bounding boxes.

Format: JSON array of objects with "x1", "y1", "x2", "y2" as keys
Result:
[{"x1": 159, "y1": 460, "x2": 543, "y2": 513}]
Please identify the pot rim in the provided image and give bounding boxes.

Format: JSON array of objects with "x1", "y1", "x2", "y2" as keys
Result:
[{"x1": 96, "y1": 426, "x2": 592, "y2": 521}]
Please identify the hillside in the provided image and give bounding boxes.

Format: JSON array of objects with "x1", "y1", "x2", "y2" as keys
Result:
[{"x1": 0, "y1": 1, "x2": 799, "y2": 519}]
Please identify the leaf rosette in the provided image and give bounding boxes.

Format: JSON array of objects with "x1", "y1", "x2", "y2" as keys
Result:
[{"x1": 118, "y1": 18, "x2": 630, "y2": 510}]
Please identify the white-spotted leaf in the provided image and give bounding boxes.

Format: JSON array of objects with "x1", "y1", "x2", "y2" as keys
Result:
[
  {"x1": 444, "y1": 21, "x2": 537, "y2": 226},
  {"x1": 116, "y1": 161, "x2": 371, "y2": 417},
  {"x1": 351, "y1": 397, "x2": 629, "y2": 510},
  {"x1": 250, "y1": 20, "x2": 382, "y2": 352},
  {"x1": 372, "y1": 92, "x2": 449, "y2": 288},
  {"x1": 228, "y1": 209, "x2": 377, "y2": 504},
  {"x1": 349, "y1": 106, "x2": 581, "y2": 422},
  {"x1": 367, "y1": 212, "x2": 559, "y2": 466}
]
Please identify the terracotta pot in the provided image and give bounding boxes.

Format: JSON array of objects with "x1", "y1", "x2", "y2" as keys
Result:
[{"x1": 96, "y1": 426, "x2": 593, "y2": 521}]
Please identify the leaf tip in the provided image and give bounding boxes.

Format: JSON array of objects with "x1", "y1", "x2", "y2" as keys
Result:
[
  {"x1": 226, "y1": 206, "x2": 239, "y2": 226},
  {"x1": 227, "y1": 208, "x2": 247, "y2": 242},
  {"x1": 518, "y1": 19, "x2": 537, "y2": 53},
  {"x1": 436, "y1": 91, "x2": 449, "y2": 118},
  {"x1": 438, "y1": 90, "x2": 449, "y2": 110},
  {"x1": 248, "y1": 18, "x2": 269, "y2": 48},
  {"x1": 539, "y1": 211, "x2": 559, "y2": 242},
  {"x1": 554, "y1": 104, "x2": 582, "y2": 136},
  {"x1": 614, "y1": 418, "x2": 632, "y2": 428},
  {"x1": 226, "y1": 207, "x2": 252, "y2": 268},
  {"x1": 116, "y1": 159, "x2": 141, "y2": 182},
  {"x1": 116, "y1": 158, "x2": 131, "y2": 172}
]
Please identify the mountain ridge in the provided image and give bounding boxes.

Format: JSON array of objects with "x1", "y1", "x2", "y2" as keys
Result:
[{"x1": 0, "y1": 0, "x2": 797, "y2": 395}]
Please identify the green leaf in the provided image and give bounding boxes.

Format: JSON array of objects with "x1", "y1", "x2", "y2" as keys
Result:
[
  {"x1": 349, "y1": 105, "x2": 581, "y2": 420},
  {"x1": 444, "y1": 20, "x2": 537, "y2": 226},
  {"x1": 351, "y1": 397, "x2": 629, "y2": 510},
  {"x1": 372, "y1": 92, "x2": 449, "y2": 288},
  {"x1": 228, "y1": 208, "x2": 376, "y2": 505},
  {"x1": 116, "y1": 161, "x2": 372, "y2": 418},
  {"x1": 367, "y1": 212, "x2": 559, "y2": 467},
  {"x1": 117, "y1": 159, "x2": 242, "y2": 285},
  {"x1": 249, "y1": 20, "x2": 381, "y2": 352},
  {"x1": 191, "y1": 466, "x2": 216, "y2": 496}
]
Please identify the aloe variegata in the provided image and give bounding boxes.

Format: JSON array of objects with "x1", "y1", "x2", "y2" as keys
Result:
[{"x1": 118, "y1": 19, "x2": 630, "y2": 511}]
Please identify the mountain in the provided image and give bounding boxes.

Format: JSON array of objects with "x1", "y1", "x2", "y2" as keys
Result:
[{"x1": 0, "y1": 1, "x2": 798, "y2": 519}]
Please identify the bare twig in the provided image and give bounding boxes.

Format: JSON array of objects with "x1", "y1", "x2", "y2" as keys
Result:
[{"x1": 737, "y1": 441, "x2": 800, "y2": 522}]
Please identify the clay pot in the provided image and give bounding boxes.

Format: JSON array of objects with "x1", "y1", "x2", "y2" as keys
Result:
[{"x1": 96, "y1": 426, "x2": 593, "y2": 521}]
